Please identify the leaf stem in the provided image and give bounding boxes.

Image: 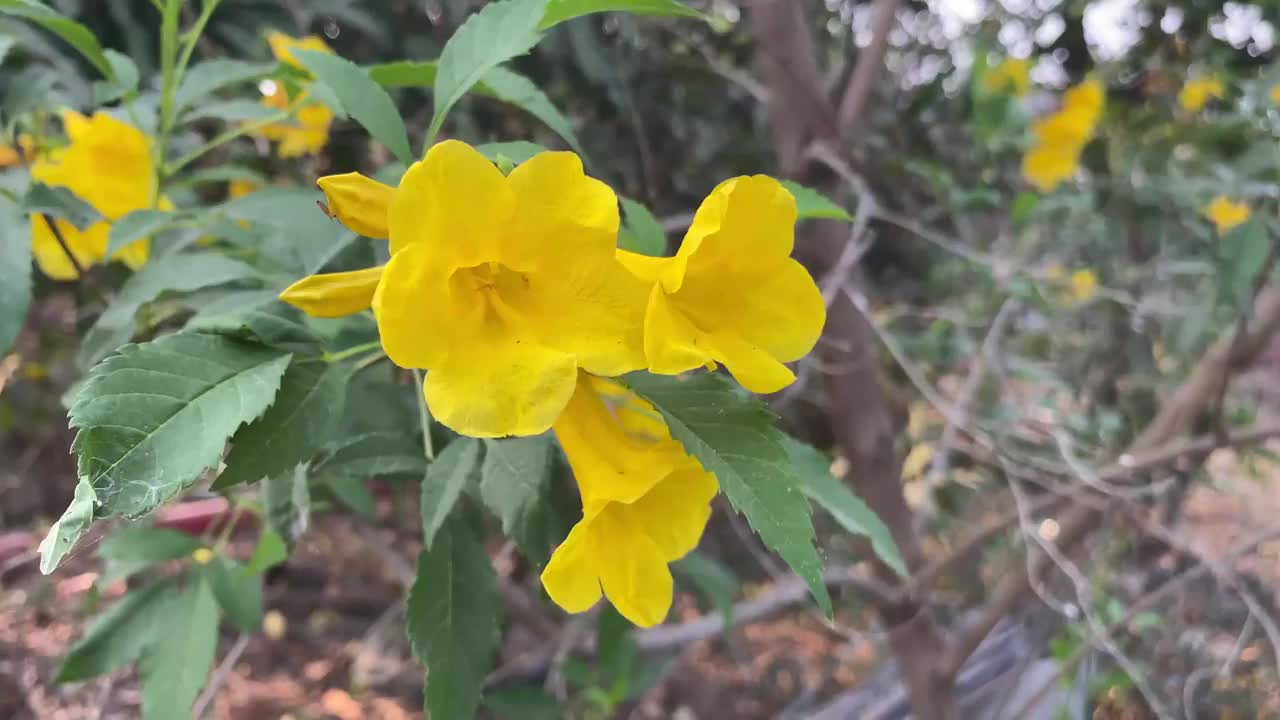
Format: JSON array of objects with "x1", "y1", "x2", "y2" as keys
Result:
[
  {"x1": 153, "y1": 0, "x2": 185, "y2": 205},
  {"x1": 163, "y1": 105, "x2": 295, "y2": 177},
  {"x1": 322, "y1": 340, "x2": 383, "y2": 364},
  {"x1": 413, "y1": 369, "x2": 435, "y2": 460}
]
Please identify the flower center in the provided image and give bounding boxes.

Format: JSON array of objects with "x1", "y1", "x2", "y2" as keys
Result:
[{"x1": 451, "y1": 261, "x2": 530, "y2": 326}]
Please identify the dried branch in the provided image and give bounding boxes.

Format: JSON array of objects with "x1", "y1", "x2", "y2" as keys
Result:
[{"x1": 835, "y1": 0, "x2": 902, "y2": 138}]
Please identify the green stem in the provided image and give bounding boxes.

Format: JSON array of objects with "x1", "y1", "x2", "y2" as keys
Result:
[
  {"x1": 153, "y1": 0, "x2": 185, "y2": 206},
  {"x1": 163, "y1": 106, "x2": 294, "y2": 177},
  {"x1": 412, "y1": 369, "x2": 436, "y2": 460},
  {"x1": 322, "y1": 340, "x2": 383, "y2": 364},
  {"x1": 173, "y1": 0, "x2": 221, "y2": 104}
]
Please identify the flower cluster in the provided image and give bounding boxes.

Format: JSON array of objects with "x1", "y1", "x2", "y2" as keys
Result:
[
  {"x1": 1021, "y1": 78, "x2": 1105, "y2": 193},
  {"x1": 280, "y1": 140, "x2": 824, "y2": 624},
  {"x1": 1204, "y1": 195, "x2": 1250, "y2": 235},
  {"x1": 983, "y1": 57, "x2": 1031, "y2": 97},
  {"x1": 29, "y1": 111, "x2": 162, "y2": 279},
  {"x1": 257, "y1": 32, "x2": 334, "y2": 158}
]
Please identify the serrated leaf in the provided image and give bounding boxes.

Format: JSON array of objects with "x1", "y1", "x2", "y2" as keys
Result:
[
  {"x1": 406, "y1": 515, "x2": 501, "y2": 720},
  {"x1": 292, "y1": 48, "x2": 412, "y2": 164},
  {"x1": 539, "y1": 0, "x2": 705, "y2": 29},
  {"x1": 175, "y1": 59, "x2": 276, "y2": 115},
  {"x1": 0, "y1": 196, "x2": 31, "y2": 354},
  {"x1": 38, "y1": 478, "x2": 97, "y2": 574},
  {"x1": 785, "y1": 438, "x2": 906, "y2": 576},
  {"x1": 421, "y1": 438, "x2": 483, "y2": 549},
  {"x1": 23, "y1": 182, "x2": 100, "y2": 230},
  {"x1": 247, "y1": 529, "x2": 287, "y2": 573},
  {"x1": 626, "y1": 372, "x2": 831, "y2": 615},
  {"x1": 99, "y1": 526, "x2": 201, "y2": 583},
  {"x1": 263, "y1": 465, "x2": 311, "y2": 545},
  {"x1": 481, "y1": 66, "x2": 584, "y2": 156},
  {"x1": 317, "y1": 431, "x2": 426, "y2": 478},
  {"x1": 186, "y1": 297, "x2": 323, "y2": 351},
  {"x1": 782, "y1": 180, "x2": 852, "y2": 222},
  {"x1": 214, "y1": 360, "x2": 352, "y2": 489},
  {"x1": 206, "y1": 558, "x2": 264, "y2": 632},
  {"x1": 428, "y1": 0, "x2": 549, "y2": 140},
  {"x1": 78, "y1": 253, "x2": 259, "y2": 369},
  {"x1": 105, "y1": 209, "x2": 175, "y2": 258},
  {"x1": 220, "y1": 187, "x2": 354, "y2": 273},
  {"x1": 475, "y1": 141, "x2": 549, "y2": 164},
  {"x1": 55, "y1": 580, "x2": 175, "y2": 682},
  {"x1": 480, "y1": 435, "x2": 556, "y2": 563},
  {"x1": 619, "y1": 197, "x2": 666, "y2": 256},
  {"x1": 69, "y1": 333, "x2": 292, "y2": 518},
  {"x1": 0, "y1": 0, "x2": 114, "y2": 80},
  {"x1": 139, "y1": 578, "x2": 218, "y2": 720}
]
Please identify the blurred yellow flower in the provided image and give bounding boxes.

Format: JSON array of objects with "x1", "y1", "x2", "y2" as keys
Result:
[
  {"x1": 369, "y1": 141, "x2": 647, "y2": 438},
  {"x1": 191, "y1": 548, "x2": 214, "y2": 564},
  {"x1": 257, "y1": 32, "x2": 333, "y2": 158},
  {"x1": 1271, "y1": 84, "x2": 1280, "y2": 106},
  {"x1": 1204, "y1": 195, "x2": 1250, "y2": 235},
  {"x1": 1022, "y1": 145, "x2": 1079, "y2": 192},
  {"x1": 30, "y1": 111, "x2": 163, "y2": 279},
  {"x1": 1021, "y1": 78, "x2": 1105, "y2": 193},
  {"x1": 541, "y1": 374, "x2": 717, "y2": 627},
  {"x1": 617, "y1": 176, "x2": 825, "y2": 394},
  {"x1": 228, "y1": 179, "x2": 259, "y2": 199},
  {"x1": 0, "y1": 134, "x2": 33, "y2": 167},
  {"x1": 1179, "y1": 77, "x2": 1224, "y2": 112},
  {"x1": 1068, "y1": 269, "x2": 1098, "y2": 303},
  {"x1": 984, "y1": 58, "x2": 1031, "y2": 96}
]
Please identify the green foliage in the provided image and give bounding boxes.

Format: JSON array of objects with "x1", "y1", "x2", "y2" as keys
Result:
[
  {"x1": 55, "y1": 579, "x2": 176, "y2": 683},
  {"x1": 93, "y1": 49, "x2": 138, "y2": 104},
  {"x1": 539, "y1": 0, "x2": 704, "y2": 29},
  {"x1": 98, "y1": 525, "x2": 201, "y2": 583},
  {"x1": 38, "y1": 478, "x2": 96, "y2": 574},
  {"x1": 406, "y1": 515, "x2": 502, "y2": 720},
  {"x1": 619, "y1": 197, "x2": 666, "y2": 256},
  {"x1": 264, "y1": 464, "x2": 311, "y2": 545},
  {"x1": 783, "y1": 180, "x2": 853, "y2": 222},
  {"x1": 672, "y1": 551, "x2": 739, "y2": 629},
  {"x1": 65, "y1": 332, "x2": 291, "y2": 525},
  {"x1": 0, "y1": 195, "x2": 30, "y2": 354},
  {"x1": 174, "y1": 59, "x2": 276, "y2": 116},
  {"x1": 105, "y1": 209, "x2": 174, "y2": 257},
  {"x1": 1221, "y1": 217, "x2": 1273, "y2": 309},
  {"x1": 626, "y1": 372, "x2": 833, "y2": 616},
  {"x1": 292, "y1": 48, "x2": 413, "y2": 164},
  {"x1": 23, "y1": 182, "x2": 100, "y2": 230},
  {"x1": 421, "y1": 437, "x2": 483, "y2": 549},
  {"x1": 139, "y1": 578, "x2": 219, "y2": 720},
  {"x1": 480, "y1": 434, "x2": 561, "y2": 564},
  {"x1": 476, "y1": 141, "x2": 549, "y2": 164},
  {"x1": 247, "y1": 529, "x2": 288, "y2": 573},
  {"x1": 0, "y1": 0, "x2": 114, "y2": 80},
  {"x1": 206, "y1": 558, "x2": 264, "y2": 632}
]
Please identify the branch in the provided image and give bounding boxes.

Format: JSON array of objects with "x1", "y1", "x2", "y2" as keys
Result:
[{"x1": 835, "y1": 0, "x2": 902, "y2": 138}]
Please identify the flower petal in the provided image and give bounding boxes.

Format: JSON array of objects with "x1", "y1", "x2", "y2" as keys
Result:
[
  {"x1": 702, "y1": 331, "x2": 796, "y2": 393},
  {"x1": 267, "y1": 31, "x2": 331, "y2": 68},
  {"x1": 32, "y1": 218, "x2": 107, "y2": 280},
  {"x1": 280, "y1": 265, "x2": 384, "y2": 318},
  {"x1": 372, "y1": 243, "x2": 457, "y2": 369},
  {"x1": 524, "y1": 257, "x2": 648, "y2": 376},
  {"x1": 1022, "y1": 146, "x2": 1077, "y2": 192},
  {"x1": 505, "y1": 151, "x2": 618, "y2": 266},
  {"x1": 317, "y1": 172, "x2": 394, "y2": 239},
  {"x1": 631, "y1": 466, "x2": 718, "y2": 561},
  {"x1": 540, "y1": 520, "x2": 603, "y2": 615},
  {"x1": 389, "y1": 140, "x2": 514, "y2": 259},
  {"x1": 425, "y1": 334, "x2": 577, "y2": 438},
  {"x1": 642, "y1": 285, "x2": 712, "y2": 377},
  {"x1": 677, "y1": 175, "x2": 797, "y2": 283},
  {"x1": 594, "y1": 506, "x2": 674, "y2": 627}
]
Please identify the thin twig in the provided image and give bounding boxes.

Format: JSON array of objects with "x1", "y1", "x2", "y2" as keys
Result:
[{"x1": 193, "y1": 633, "x2": 251, "y2": 720}]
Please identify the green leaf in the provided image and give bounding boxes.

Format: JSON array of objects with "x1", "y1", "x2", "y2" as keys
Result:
[
  {"x1": 38, "y1": 478, "x2": 97, "y2": 574},
  {"x1": 324, "y1": 475, "x2": 377, "y2": 519},
  {"x1": 99, "y1": 526, "x2": 201, "y2": 583},
  {"x1": 1010, "y1": 191, "x2": 1040, "y2": 225},
  {"x1": 316, "y1": 432, "x2": 427, "y2": 479},
  {"x1": 247, "y1": 529, "x2": 288, "y2": 573},
  {"x1": 626, "y1": 372, "x2": 831, "y2": 615},
  {"x1": 481, "y1": 66, "x2": 584, "y2": 156},
  {"x1": 207, "y1": 558, "x2": 264, "y2": 632},
  {"x1": 782, "y1": 180, "x2": 853, "y2": 222},
  {"x1": 292, "y1": 48, "x2": 412, "y2": 165},
  {"x1": 93, "y1": 49, "x2": 139, "y2": 104},
  {"x1": 214, "y1": 360, "x2": 352, "y2": 489},
  {"x1": 406, "y1": 515, "x2": 502, "y2": 720},
  {"x1": 182, "y1": 99, "x2": 282, "y2": 124},
  {"x1": 105, "y1": 209, "x2": 175, "y2": 257},
  {"x1": 618, "y1": 198, "x2": 666, "y2": 256},
  {"x1": 475, "y1": 141, "x2": 549, "y2": 165},
  {"x1": 78, "y1": 253, "x2": 259, "y2": 369},
  {"x1": 367, "y1": 59, "x2": 439, "y2": 88},
  {"x1": 539, "y1": 0, "x2": 705, "y2": 29},
  {"x1": 175, "y1": 59, "x2": 276, "y2": 115},
  {"x1": 1222, "y1": 217, "x2": 1272, "y2": 310},
  {"x1": 23, "y1": 182, "x2": 100, "y2": 230},
  {"x1": 263, "y1": 465, "x2": 311, "y2": 545},
  {"x1": 0, "y1": 196, "x2": 31, "y2": 354},
  {"x1": 55, "y1": 580, "x2": 175, "y2": 682},
  {"x1": 139, "y1": 578, "x2": 219, "y2": 720},
  {"x1": 0, "y1": 0, "x2": 115, "y2": 80},
  {"x1": 786, "y1": 438, "x2": 906, "y2": 576},
  {"x1": 421, "y1": 438, "x2": 483, "y2": 550},
  {"x1": 480, "y1": 435, "x2": 557, "y2": 563},
  {"x1": 69, "y1": 333, "x2": 292, "y2": 518},
  {"x1": 484, "y1": 687, "x2": 563, "y2": 720},
  {"x1": 428, "y1": 0, "x2": 549, "y2": 140},
  {"x1": 672, "y1": 551, "x2": 739, "y2": 629},
  {"x1": 186, "y1": 297, "x2": 323, "y2": 351}
]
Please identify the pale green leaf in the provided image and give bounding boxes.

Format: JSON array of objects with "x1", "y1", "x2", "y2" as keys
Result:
[
  {"x1": 93, "y1": 49, "x2": 138, "y2": 104},
  {"x1": 23, "y1": 182, "x2": 99, "y2": 230},
  {"x1": 481, "y1": 66, "x2": 584, "y2": 156},
  {"x1": 480, "y1": 435, "x2": 558, "y2": 564},
  {"x1": 247, "y1": 529, "x2": 287, "y2": 573},
  {"x1": 55, "y1": 580, "x2": 175, "y2": 682},
  {"x1": 139, "y1": 578, "x2": 219, "y2": 720},
  {"x1": 99, "y1": 526, "x2": 201, "y2": 583},
  {"x1": 0, "y1": 0, "x2": 114, "y2": 79},
  {"x1": 619, "y1": 197, "x2": 666, "y2": 256},
  {"x1": 1223, "y1": 217, "x2": 1272, "y2": 310},
  {"x1": 175, "y1": 59, "x2": 277, "y2": 115},
  {"x1": 672, "y1": 551, "x2": 739, "y2": 629},
  {"x1": 782, "y1": 180, "x2": 853, "y2": 222},
  {"x1": 214, "y1": 360, "x2": 352, "y2": 489},
  {"x1": 0, "y1": 196, "x2": 31, "y2": 354},
  {"x1": 38, "y1": 478, "x2": 96, "y2": 574},
  {"x1": 182, "y1": 99, "x2": 282, "y2": 124},
  {"x1": 367, "y1": 59, "x2": 438, "y2": 88},
  {"x1": 316, "y1": 432, "x2": 427, "y2": 480},
  {"x1": 484, "y1": 688, "x2": 563, "y2": 720},
  {"x1": 421, "y1": 438, "x2": 483, "y2": 549},
  {"x1": 69, "y1": 333, "x2": 292, "y2": 517},
  {"x1": 263, "y1": 465, "x2": 311, "y2": 545},
  {"x1": 539, "y1": 0, "x2": 705, "y2": 29},
  {"x1": 105, "y1": 209, "x2": 175, "y2": 257},
  {"x1": 786, "y1": 438, "x2": 906, "y2": 576},
  {"x1": 206, "y1": 558, "x2": 264, "y2": 632},
  {"x1": 406, "y1": 516, "x2": 502, "y2": 720},
  {"x1": 292, "y1": 48, "x2": 412, "y2": 164},
  {"x1": 428, "y1": 0, "x2": 549, "y2": 140},
  {"x1": 475, "y1": 141, "x2": 549, "y2": 165},
  {"x1": 626, "y1": 372, "x2": 831, "y2": 615}
]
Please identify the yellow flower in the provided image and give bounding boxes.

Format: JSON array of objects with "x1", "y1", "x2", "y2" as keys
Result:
[
  {"x1": 316, "y1": 172, "x2": 395, "y2": 238},
  {"x1": 983, "y1": 58, "x2": 1031, "y2": 96},
  {"x1": 1204, "y1": 195, "x2": 1250, "y2": 235},
  {"x1": 1062, "y1": 78, "x2": 1105, "y2": 121},
  {"x1": 541, "y1": 374, "x2": 717, "y2": 627},
  {"x1": 1021, "y1": 145, "x2": 1080, "y2": 192},
  {"x1": 1030, "y1": 106, "x2": 1097, "y2": 147},
  {"x1": 1179, "y1": 77, "x2": 1225, "y2": 112},
  {"x1": 0, "y1": 134, "x2": 34, "y2": 167},
  {"x1": 228, "y1": 179, "x2": 259, "y2": 199},
  {"x1": 368, "y1": 141, "x2": 647, "y2": 438},
  {"x1": 191, "y1": 548, "x2": 214, "y2": 564},
  {"x1": 1067, "y1": 269, "x2": 1097, "y2": 303},
  {"x1": 616, "y1": 176, "x2": 825, "y2": 394},
  {"x1": 257, "y1": 32, "x2": 334, "y2": 158},
  {"x1": 1270, "y1": 84, "x2": 1280, "y2": 106},
  {"x1": 30, "y1": 111, "x2": 162, "y2": 279}
]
